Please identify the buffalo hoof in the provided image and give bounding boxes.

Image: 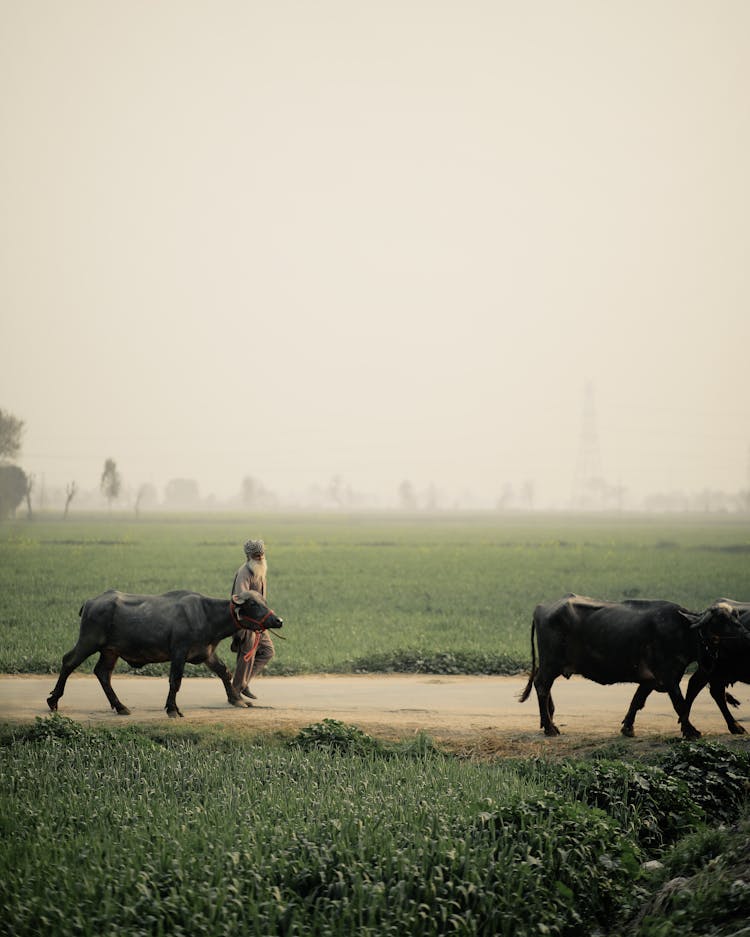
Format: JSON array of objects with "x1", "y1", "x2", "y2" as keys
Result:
[
  {"x1": 682, "y1": 726, "x2": 701, "y2": 740},
  {"x1": 543, "y1": 725, "x2": 561, "y2": 737},
  {"x1": 621, "y1": 725, "x2": 635, "y2": 738},
  {"x1": 116, "y1": 706, "x2": 131, "y2": 716},
  {"x1": 47, "y1": 697, "x2": 58, "y2": 711},
  {"x1": 729, "y1": 722, "x2": 747, "y2": 735},
  {"x1": 167, "y1": 709, "x2": 183, "y2": 719},
  {"x1": 229, "y1": 697, "x2": 251, "y2": 708}
]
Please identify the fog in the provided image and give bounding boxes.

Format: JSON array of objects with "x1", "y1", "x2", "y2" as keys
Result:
[{"x1": 2, "y1": 1, "x2": 749, "y2": 511}]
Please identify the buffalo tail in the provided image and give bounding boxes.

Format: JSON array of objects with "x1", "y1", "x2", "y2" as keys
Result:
[{"x1": 518, "y1": 614, "x2": 537, "y2": 703}]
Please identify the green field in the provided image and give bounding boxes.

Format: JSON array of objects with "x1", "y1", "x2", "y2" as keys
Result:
[
  {"x1": 1, "y1": 717, "x2": 750, "y2": 936},
  {"x1": 0, "y1": 512, "x2": 748, "y2": 675},
  {"x1": 2, "y1": 513, "x2": 750, "y2": 936}
]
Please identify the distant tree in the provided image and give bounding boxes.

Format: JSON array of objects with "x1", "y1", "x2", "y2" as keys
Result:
[
  {"x1": 398, "y1": 479, "x2": 417, "y2": 511},
  {"x1": 240, "y1": 475, "x2": 278, "y2": 509},
  {"x1": 63, "y1": 481, "x2": 78, "y2": 519},
  {"x1": 496, "y1": 483, "x2": 514, "y2": 511},
  {"x1": 521, "y1": 480, "x2": 535, "y2": 511},
  {"x1": 328, "y1": 475, "x2": 344, "y2": 508},
  {"x1": 609, "y1": 483, "x2": 627, "y2": 512},
  {"x1": 424, "y1": 483, "x2": 439, "y2": 511},
  {"x1": 100, "y1": 458, "x2": 122, "y2": 512},
  {"x1": 0, "y1": 464, "x2": 28, "y2": 520},
  {"x1": 0, "y1": 408, "x2": 24, "y2": 463},
  {"x1": 164, "y1": 477, "x2": 200, "y2": 508},
  {"x1": 134, "y1": 483, "x2": 157, "y2": 519},
  {"x1": 24, "y1": 472, "x2": 34, "y2": 520},
  {"x1": 241, "y1": 475, "x2": 257, "y2": 506}
]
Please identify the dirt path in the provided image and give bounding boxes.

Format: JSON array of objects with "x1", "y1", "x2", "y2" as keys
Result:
[{"x1": 2, "y1": 672, "x2": 748, "y2": 756}]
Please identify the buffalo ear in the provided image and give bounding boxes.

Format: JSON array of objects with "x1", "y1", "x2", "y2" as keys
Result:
[{"x1": 231, "y1": 593, "x2": 245, "y2": 606}]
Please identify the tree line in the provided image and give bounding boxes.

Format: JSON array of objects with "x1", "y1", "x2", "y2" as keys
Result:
[
  {"x1": 0, "y1": 408, "x2": 123, "y2": 521},
  {"x1": 3, "y1": 405, "x2": 749, "y2": 517}
]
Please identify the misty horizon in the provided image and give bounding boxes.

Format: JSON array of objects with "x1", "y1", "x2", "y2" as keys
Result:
[{"x1": 2, "y1": 2, "x2": 749, "y2": 512}]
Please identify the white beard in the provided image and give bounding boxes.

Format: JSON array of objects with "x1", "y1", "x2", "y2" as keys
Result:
[{"x1": 247, "y1": 554, "x2": 267, "y2": 582}]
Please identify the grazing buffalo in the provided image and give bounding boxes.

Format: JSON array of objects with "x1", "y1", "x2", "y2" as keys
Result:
[
  {"x1": 682, "y1": 598, "x2": 750, "y2": 735},
  {"x1": 519, "y1": 594, "x2": 746, "y2": 738},
  {"x1": 47, "y1": 589, "x2": 283, "y2": 718}
]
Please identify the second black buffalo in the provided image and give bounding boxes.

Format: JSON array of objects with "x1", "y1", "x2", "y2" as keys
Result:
[{"x1": 519, "y1": 594, "x2": 747, "y2": 738}]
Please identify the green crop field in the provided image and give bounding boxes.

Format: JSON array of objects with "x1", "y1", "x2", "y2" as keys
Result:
[
  {"x1": 2, "y1": 513, "x2": 750, "y2": 936},
  {"x1": 0, "y1": 511, "x2": 749, "y2": 675},
  {"x1": 1, "y1": 717, "x2": 749, "y2": 936}
]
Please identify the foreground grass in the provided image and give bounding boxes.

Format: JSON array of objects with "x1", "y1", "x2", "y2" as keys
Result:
[
  {"x1": 1, "y1": 717, "x2": 749, "y2": 937},
  {"x1": 629, "y1": 814, "x2": 750, "y2": 936},
  {"x1": 1, "y1": 512, "x2": 748, "y2": 675}
]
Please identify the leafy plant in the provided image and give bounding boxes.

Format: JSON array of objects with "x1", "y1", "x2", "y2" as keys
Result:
[
  {"x1": 23, "y1": 713, "x2": 89, "y2": 744},
  {"x1": 291, "y1": 718, "x2": 386, "y2": 756},
  {"x1": 350, "y1": 648, "x2": 527, "y2": 675},
  {"x1": 474, "y1": 791, "x2": 644, "y2": 934},
  {"x1": 554, "y1": 758, "x2": 703, "y2": 849},
  {"x1": 659, "y1": 741, "x2": 750, "y2": 823}
]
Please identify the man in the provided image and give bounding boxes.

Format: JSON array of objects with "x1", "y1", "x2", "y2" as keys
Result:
[{"x1": 230, "y1": 538, "x2": 275, "y2": 702}]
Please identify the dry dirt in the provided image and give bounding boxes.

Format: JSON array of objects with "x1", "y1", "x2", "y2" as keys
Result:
[{"x1": 2, "y1": 672, "x2": 749, "y2": 757}]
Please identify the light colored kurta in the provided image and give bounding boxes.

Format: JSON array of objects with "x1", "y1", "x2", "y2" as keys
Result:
[{"x1": 230, "y1": 555, "x2": 275, "y2": 693}]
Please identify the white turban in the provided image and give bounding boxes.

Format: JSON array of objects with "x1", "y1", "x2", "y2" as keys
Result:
[{"x1": 243, "y1": 538, "x2": 265, "y2": 558}]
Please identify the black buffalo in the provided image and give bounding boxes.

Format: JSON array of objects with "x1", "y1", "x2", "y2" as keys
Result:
[
  {"x1": 519, "y1": 594, "x2": 746, "y2": 738},
  {"x1": 682, "y1": 598, "x2": 750, "y2": 735},
  {"x1": 47, "y1": 589, "x2": 283, "y2": 718}
]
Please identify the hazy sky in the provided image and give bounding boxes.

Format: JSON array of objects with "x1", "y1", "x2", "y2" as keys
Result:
[{"x1": 2, "y1": 1, "x2": 749, "y2": 508}]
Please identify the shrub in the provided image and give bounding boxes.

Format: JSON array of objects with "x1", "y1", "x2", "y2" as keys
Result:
[
  {"x1": 349, "y1": 648, "x2": 527, "y2": 675},
  {"x1": 658, "y1": 741, "x2": 750, "y2": 824},
  {"x1": 473, "y1": 791, "x2": 644, "y2": 934},
  {"x1": 555, "y1": 758, "x2": 702, "y2": 850},
  {"x1": 290, "y1": 719, "x2": 386, "y2": 757},
  {"x1": 23, "y1": 714, "x2": 89, "y2": 744}
]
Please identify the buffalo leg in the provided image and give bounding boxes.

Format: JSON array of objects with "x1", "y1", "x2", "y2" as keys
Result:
[
  {"x1": 47, "y1": 640, "x2": 99, "y2": 711},
  {"x1": 708, "y1": 679, "x2": 746, "y2": 734},
  {"x1": 666, "y1": 684, "x2": 701, "y2": 739},
  {"x1": 534, "y1": 672, "x2": 560, "y2": 736},
  {"x1": 684, "y1": 671, "x2": 745, "y2": 735},
  {"x1": 204, "y1": 652, "x2": 248, "y2": 708},
  {"x1": 165, "y1": 654, "x2": 187, "y2": 718},
  {"x1": 93, "y1": 649, "x2": 130, "y2": 715},
  {"x1": 621, "y1": 684, "x2": 654, "y2": 737},
  {"x1": 683, "y1": 670, "x2": 710, "y2": 731}
]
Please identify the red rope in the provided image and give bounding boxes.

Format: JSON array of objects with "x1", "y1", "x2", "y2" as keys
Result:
[{"x1": 243, "y1": 630, "x2": 262, "y2": 663}]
